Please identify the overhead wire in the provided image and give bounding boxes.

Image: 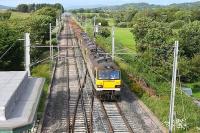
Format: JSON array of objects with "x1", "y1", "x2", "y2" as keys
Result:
[
  {"x1": 0, "y1": 43, "x2": 15, "y2": 60},
  {"x1": 115, "y1": 50, "x2": 172, "y2": 84}
]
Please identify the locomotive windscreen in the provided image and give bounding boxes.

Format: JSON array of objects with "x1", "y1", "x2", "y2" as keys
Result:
[{"x1": 98, "y1": 70, "x2": 120, "y2": 80}]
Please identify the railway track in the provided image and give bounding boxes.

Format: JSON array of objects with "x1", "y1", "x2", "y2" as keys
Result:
[
  {"x1": 41, "y1": 17, "x2": 89, "y2": 133},
  {"x1": 66, "y1": 23, "x2": 88, "y2": 132},
  {"x1": 40, "y1": 15, "x2": 164, "y2": 133},
  {"x1": 102, "y1": 102, "x2": 133, "y2": 133},
  {"x1": 80, "y1": 62, "x2": 133, "y2": 133},
  {"x1": 41, "y1": 18, "x2": 70, "y2": 133}
]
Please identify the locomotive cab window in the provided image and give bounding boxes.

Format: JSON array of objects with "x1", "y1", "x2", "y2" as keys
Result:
[{"x1": 98, "y1": 70, "x2": 120, "y2": 80}]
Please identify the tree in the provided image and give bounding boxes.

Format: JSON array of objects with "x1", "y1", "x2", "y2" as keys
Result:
[
  {"x1": 16, "y1": 4, "x2": 29, "y2": 12},
  {"x1": 16, "y1": 3, "x2": 64, "y2": 13},
  {"x1": 93, "y1": 18, "x2": 109, "y2": 26},
  {"x1": 124, "y1": 10, "x2": 137, "y2": 22},
  {"x1": 179, "y1": 21, "x2": 200, "y2": 58},
  {"x1": 132, "y1": 19, "x2": 175, "y2": 80},
  {"x1": 100, "y1": 28, "x2": 111, "y2": 38},
  {"x1": 131, "y1": 17, "x2": 153, "y2": 46},
  {"x1": 25, "y1": 14, "x2": 52, "y2": 61},
  {"x1": 179, "y1": 55, "x2": 200, "y2": 82},
  {"x1": 0, "y1": 22, "x2": 23, "y2": 70},
  {"x1": 54, "y1": 3, "x2": 64, "y2": 13},
  {"x1": 174, "y1": 10, "x2": 192, "y2": 22},
  {"x1": 28, "y1": 15, "x2": 52, "y2": 43},
  {"x1": 192, "y1": 9, "x2": 200, "y2": 21},
  {"x1": 169, "y1": 20, "x2": 185, "y2": 29},
  {"x1": 34, "y1": 7, "x2": 58, "y2": 25},
  {"x1": 28, "y1": 4, "x2": 36, "y2": 12}
]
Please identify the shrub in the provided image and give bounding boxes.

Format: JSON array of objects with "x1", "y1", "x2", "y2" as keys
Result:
[
  {"x1": 100, "y1": 28, "x2": 111, "y2": 38},
  {"x1": 117, "y1": 22, "x2": 127, "y2": 28},
  {"x1": 169, "y1": 20, "x2": 185, "y2": 29},
  {"x1": 93, "y1": 18, "x2": 109, "y2": 26}
]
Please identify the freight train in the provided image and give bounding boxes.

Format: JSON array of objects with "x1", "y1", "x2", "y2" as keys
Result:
[{"x1": 70, "y1": 19, "x2": 121, "y2": 100}]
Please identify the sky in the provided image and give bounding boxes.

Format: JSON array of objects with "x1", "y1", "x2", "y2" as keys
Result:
[{"x1": 0, "y1": 0, "x2": 199, "y2": 8}]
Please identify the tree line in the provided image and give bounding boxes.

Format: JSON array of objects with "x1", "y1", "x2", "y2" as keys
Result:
[{"x1": 15, "y1": 3, "x2": 64, "y2": 13}]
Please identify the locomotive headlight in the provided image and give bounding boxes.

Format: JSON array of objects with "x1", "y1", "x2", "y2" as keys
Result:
[
  {"x1": 115, "y1": 85, "x2": 121, "y2": 88},
  {"x1": 97, "y1": 85, "x2": 103, "y2": 88}
]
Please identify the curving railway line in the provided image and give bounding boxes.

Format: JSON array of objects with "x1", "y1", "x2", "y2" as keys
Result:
[{"x1": 39, "y1": 15, "x2": 165, "y2": 133}]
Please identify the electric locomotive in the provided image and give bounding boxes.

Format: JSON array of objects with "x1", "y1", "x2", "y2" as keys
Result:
[{"x1": 80, "y1": 32, "x2": 121, "y2": 100}]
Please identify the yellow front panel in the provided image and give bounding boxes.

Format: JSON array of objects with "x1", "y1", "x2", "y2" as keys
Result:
[
  {"x1": 103, "y1": 81, "x2": 116, "y2": 88},
  {"x1": 96, "y1": 80, "x2": 121, "y2": 88}
]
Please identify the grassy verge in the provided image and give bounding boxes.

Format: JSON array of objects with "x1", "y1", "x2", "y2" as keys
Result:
[{"x1": 31, "y1": 62, "x2": 51, "y2": 119}]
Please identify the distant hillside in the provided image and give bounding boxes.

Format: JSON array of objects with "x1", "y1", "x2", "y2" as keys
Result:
[
  {"x1": 103, "y1": 3, "x2": 162, "y2": 10},
  {"x1": 0, "y1": 5, "x2": 13, "y2": 10},
  {"x1": 94, "y1": 3, "x2": 163, "y2": 10},
  {"x1": 169, "y1": 1, "x2": 200, "y2": 8},
  {"x1": 96, "y1": 1, "x2": 200, "y2": 10},
  {"x1": 65, "y1": 4, "x2": 105, "y2": 9}
]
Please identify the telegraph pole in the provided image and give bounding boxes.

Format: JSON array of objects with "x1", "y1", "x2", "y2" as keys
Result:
[
  {"x1": 49, "y1": 23, "x2": 54, "y2": 62},
  {"x1": 93, "y1": 16, "x2": 96, "y2": 37},
  {"x1": 24, "y1": 33, "x2": 31, "y2": 76},
  {"x1": 49, "y1": 23, "x2": 52, "y2": 62},
  {"x1": 112, "y1": 27, "x2": 115, "y2": 60},
  {"x1": 169, "y1": 41, "x2": 179, "y2": 133}
]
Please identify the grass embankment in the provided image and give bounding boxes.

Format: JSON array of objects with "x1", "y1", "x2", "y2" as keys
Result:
[
  {"x1": 82, "y1": 18, "x2": 200, "y2": 132},
  {"x1": 31, "y1": 62, "x2": 51, "y2": 118}
]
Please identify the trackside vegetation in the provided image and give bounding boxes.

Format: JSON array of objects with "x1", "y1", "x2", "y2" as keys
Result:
[
  {"x1": 72, "y1": 3, "x2": 200, "y2": 132},
  {"x1": 32, "y1": 62, "x2": 51, "y2": 118}
]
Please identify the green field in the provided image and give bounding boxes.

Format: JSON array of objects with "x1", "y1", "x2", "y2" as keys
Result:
[
  {"x1": 81, "y1": 18, "x2": 136, "y2": 52},
  {"x1": 10, "y1": 11, "x2": 30, "y2": 20},
  {"x1": 114, "y1": 28, "x2": 136, "y2": 52}
]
